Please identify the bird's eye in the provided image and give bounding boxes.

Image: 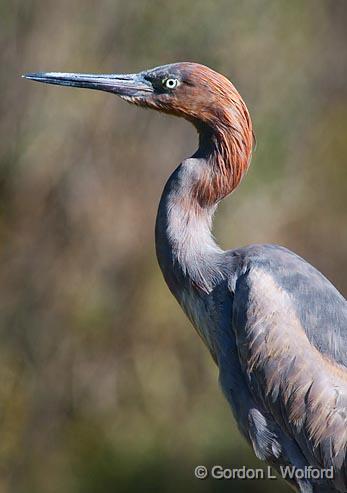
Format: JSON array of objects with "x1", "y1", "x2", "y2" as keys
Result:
[{"x1": 163, "y1": 78, "x2": 179, "y2": 90}]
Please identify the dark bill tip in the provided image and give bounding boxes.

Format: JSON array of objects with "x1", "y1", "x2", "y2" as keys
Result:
[{"x1": 22, "y1": 71, "x2": 153, "y2": 97}]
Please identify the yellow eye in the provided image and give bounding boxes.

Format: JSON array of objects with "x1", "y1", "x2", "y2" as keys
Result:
[{"x1": 163, "y1": 78, "x2": 179, "y2": 89}]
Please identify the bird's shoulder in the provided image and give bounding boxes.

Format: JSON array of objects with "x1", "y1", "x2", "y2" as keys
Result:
[{"x1": 226, "y1": 243, "x2": 347, "y2": 367}]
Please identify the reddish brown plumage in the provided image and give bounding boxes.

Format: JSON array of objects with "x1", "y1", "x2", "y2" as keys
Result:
[
  {"x1": 183, "y1": 65, "x2": 253, "y2": 206},
  {"x1": 144, "y1": 63, "x2": 254, "y2": 207}
]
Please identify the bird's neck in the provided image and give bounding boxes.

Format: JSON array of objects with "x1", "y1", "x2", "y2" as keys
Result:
[{"x1": 155, "y1": 125, "x2": 251, "y2": 295}]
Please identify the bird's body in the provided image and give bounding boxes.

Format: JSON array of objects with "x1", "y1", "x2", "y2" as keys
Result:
[
  {"x1": 156, "y1": 153, "x2": 347, "y2": 493},
  {"x1": 25, "y1": 62, "x2": 347, "y2": 492}
]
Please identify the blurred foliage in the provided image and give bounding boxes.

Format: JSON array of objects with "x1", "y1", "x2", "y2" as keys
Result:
[{"x1": 0, "y1": 0, "x2": 346, "y2": 492}]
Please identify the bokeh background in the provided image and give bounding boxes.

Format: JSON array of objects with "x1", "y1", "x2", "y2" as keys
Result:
[{"x1": 0, "y1": 1, "x2": 346, "y2": 492}]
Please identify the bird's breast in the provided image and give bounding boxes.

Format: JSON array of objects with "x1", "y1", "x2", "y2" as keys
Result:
[{"x1": 179, "y1": 287, "x2": 218, "y2": 361}]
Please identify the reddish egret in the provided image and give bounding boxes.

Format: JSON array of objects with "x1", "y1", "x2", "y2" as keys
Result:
[{"x1": 24, "y1": 63, "x2": 347, "y2": 492}]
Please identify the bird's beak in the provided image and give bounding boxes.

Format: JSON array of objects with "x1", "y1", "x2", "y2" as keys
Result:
[{"x1": 22, "y1": 71, "x2": 153, "y2": 98}]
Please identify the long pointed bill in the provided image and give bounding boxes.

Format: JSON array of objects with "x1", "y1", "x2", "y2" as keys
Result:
[{"x1": 23, "y1": 71, "x2": 153, "y2": 97}]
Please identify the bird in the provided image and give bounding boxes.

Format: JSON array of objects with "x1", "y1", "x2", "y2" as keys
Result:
[{"x1": 24, "y1": 63, "x2": 347, "y2": 492}]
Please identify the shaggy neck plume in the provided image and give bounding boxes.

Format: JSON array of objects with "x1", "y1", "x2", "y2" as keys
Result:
[
  {"x1": 194, "y1": 112, "x2": 252, "y2": 206},
  {"x1": 155, "y1": 96, "x2": 253, "y2": 294}
]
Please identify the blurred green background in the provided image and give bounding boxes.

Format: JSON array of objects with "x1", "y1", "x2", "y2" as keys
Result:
[{"x1": 0, "y1": 1, "x2": 346, "y2": 492}]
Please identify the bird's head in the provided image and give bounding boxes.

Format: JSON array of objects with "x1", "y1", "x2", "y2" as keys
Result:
[
  {"x1": 24, "y1": 62, "x2": 253, "y2": 203},
  {"x1": 24, "y1": 62, "x2": 251, "y2": 136}
]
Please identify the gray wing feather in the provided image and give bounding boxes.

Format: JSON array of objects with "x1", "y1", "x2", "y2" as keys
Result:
[{"x1": 230, "y1": 244, "x2": 347, "y2": 368}]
